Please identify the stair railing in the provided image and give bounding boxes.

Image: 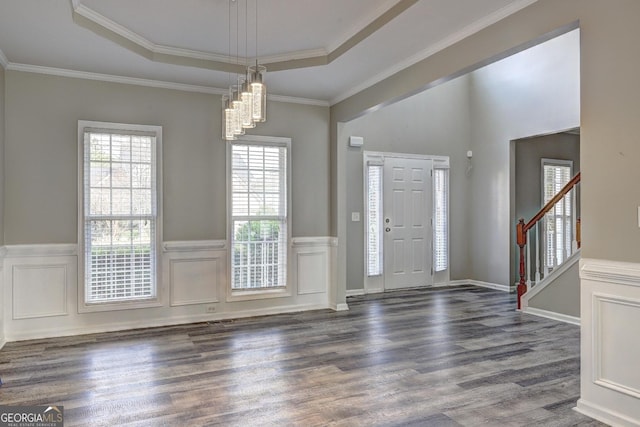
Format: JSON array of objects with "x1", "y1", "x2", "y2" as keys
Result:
[{"x1": 516, "y1": 172, "x2": 581, "y2": 309}]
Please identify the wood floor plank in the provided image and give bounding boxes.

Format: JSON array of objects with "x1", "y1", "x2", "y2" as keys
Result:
[{"x1": 0, "y1": 285, "x2": 604, "y2": 426}]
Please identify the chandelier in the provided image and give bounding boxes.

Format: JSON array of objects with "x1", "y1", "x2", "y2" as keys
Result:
[{"x1": 222, "y1": 0, "x2": 267, "y2": 141}]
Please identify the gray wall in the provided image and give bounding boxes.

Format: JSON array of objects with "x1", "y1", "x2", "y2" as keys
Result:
[
  {"x1": 4, "y1": 71, "x2": 330, "y2": 244},
  {"x1": 342, "y1": 75, "x2": 471, "y2": 290},
  {"x1": 466, "y1": 29, "x2": 580, "y2": 286},
  {"x1": 528, "y1": 258, "x2": 580, "y2": 317},
  {"x1": 515, "y1": 132, "x2": 580, "y2": 224}
]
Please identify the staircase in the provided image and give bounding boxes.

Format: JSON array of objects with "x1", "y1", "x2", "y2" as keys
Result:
[{"x1": 516, "y1": 172, "x2": 581, "y2": 312}]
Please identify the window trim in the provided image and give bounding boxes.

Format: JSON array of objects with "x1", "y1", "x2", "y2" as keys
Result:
[
  {"x1": 433, "y1": 166, "x2": 450, "y2": 273},
  {"x1": 226, "y1": 135, "x2": 292, "y2": 302},
  {"x1": 365, "y1": 159, "x2": 384, "y2": 277},
  {"x1": 77, "y1": 120, "x2": 163, "y2": 313},
  {"x1": 541, "y1": 158, "x2": 574, "y2": 268}
]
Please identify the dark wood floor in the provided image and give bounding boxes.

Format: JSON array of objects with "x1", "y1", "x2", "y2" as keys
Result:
[{"x1": 0, "y1": 286, "x2": 604, "y2": 426}]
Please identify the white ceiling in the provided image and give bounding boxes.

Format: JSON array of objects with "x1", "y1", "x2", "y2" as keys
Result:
[{"x1": 0, "y1": 0, "x2": 538, "y2": 104}]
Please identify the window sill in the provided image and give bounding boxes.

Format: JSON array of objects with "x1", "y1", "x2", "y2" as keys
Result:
[
  {"x1": 226, "y1": 287, "x2": 292, "y2": 302},
  {"x1": 78, "y1": 297, "x2": 162, "y2": 313}
]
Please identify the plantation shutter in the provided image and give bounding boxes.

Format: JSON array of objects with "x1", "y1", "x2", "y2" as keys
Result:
[
  {"x1": 83, "y1": 129, "x2": 157, "y2": 302},
  {"x1": 231, "y1": 143, "x2": 288, "y2": 289},
  {"x1": 366, "y1": 163, "x2": 383, "y2": 276},
  {"x1": 433, "y1": 168, "x2": 449, "y2": 272}
]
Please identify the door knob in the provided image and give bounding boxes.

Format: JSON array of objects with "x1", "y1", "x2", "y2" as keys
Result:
[{"x1": 385, "y1": 227, "x2": 391, "y2": 232}]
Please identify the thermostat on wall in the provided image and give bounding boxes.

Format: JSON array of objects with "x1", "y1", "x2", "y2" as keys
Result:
[{"x1": 349, "y1": 136, "x2": 364, "y2": 147}]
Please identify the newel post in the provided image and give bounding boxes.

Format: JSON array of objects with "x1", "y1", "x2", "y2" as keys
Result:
[{"x1": 516, "y1": 218, "x2": 527, "y2": 310}]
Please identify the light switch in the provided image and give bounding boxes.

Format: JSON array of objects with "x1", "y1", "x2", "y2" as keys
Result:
[{"x1": 351, "y1": 212, "x2": 360, "y2": 222}]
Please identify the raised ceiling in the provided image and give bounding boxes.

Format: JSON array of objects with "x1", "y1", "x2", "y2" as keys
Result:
[{"x1": 0, "y1": 0, "x2": 537, "y2": 104}]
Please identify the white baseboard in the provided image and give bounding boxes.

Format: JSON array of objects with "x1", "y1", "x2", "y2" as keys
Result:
[
  {"x1": 332, "y1": 303, "x2": 349, "y2": 312},
  {"x1": 346, "y1": 289, "x2": 365, "y2": 297},
  {"x1": 522, "y1": 306, "x2": 580, "y2": 326},
  {"x1": 575, "y1": 399, "x2": 640, "y2": 427},
  {"x1": 5, "y1": 303, "x2": 332, "y2": 342},
  {"x1": 447, "y1": 279, "x2": 511, "y2": 292}
]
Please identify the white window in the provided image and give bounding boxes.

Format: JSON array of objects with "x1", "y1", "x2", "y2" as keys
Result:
[
  {"x1": 433, "y1": 168, "x2": 449, "y2": 272},
  {"x1": 542, "y1": 159, "x2": 573, "y2": 268},
  {"x1": 230, "y1": 138, "x2": 289, "y2": 292},
  {"x1": 79, "y1": 121, "x2": 161, "y2": 310},
  {"x1": 366, "y1": 162, "x2": 383, "y2": 276}
]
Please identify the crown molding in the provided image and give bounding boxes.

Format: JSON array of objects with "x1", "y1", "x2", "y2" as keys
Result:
[
  {"x1": 6, "y1": 62, "x2": 329, "y2": 106},
  {"x1": 71, "y1": 0, "x2": 415, "y2": 74},
  {"x1": 7, "y1": 63, "x2": 226, "y2": 94},
  {"x1": 325, "y1": 0, "x2": 402, "y2": 53},
  {"x1": 74, "y1": 3, "x2": 231, "y2": 64},
  {"x1": 330, "y1": 0, "x2": 540, "y2": 105},
  {"x1": 0, "y1": 48, "x2": 8, "y2": 69},
  {"x1": 268, "y1": 94, "x2": 329, "y2": 107}
]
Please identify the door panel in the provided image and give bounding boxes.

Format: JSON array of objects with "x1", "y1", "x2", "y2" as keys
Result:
[{"x1": 383, "y1": 157, "x2": 433, "y2": 290}]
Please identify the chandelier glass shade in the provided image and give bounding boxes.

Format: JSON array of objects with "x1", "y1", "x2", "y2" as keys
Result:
[{"x1": 221, "y1": 0, "x2": 267, "y2": 141}]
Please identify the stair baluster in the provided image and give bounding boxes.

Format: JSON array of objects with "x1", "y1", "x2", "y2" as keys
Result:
[{"x1": 517, "y1": 172, "x2": 581, "y2": 309}]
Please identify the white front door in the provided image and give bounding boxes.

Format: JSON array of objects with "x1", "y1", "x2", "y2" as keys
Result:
[{"x1": 383, "y1": 156, "x2": 433, "y2": 290}]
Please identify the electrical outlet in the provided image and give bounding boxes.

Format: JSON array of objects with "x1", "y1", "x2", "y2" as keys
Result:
[{"x1": 206, "y1": 306, "x2": 216, "y2": 313}]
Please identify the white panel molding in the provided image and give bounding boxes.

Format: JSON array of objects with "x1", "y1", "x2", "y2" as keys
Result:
[
  {"x1": 164, "y1": 242, "x2": 226, "y2": 307},
  {"x1": 5, "y1": 254, "x2": 77, "y2": 321},
  {"x1": 6, "y1": 63, "x2": 329, "y2": 107},
  {"x1": 592, "y1": 293, "x2": 640, "y2": 400},
  {"x1": 521, "y1": 306, "x2": 580, "y2": 326},
  {"x1": 163, "y1": 240, "x2": 226, "y2": 252},
  {"x1": 579, "y1": 257, "x2": 640, "y2": 427},
  {"x1": 2, "y1": 239, "x2": 335, "y2": 342},
  {"x1": 581, "y1": 258, "x2": 640, "y2": 288},
  {"x1": 4, "y1": 244, "x2": 77, "y2": 258},
  {"x1": 12, "y1": 264, "x2": 69, "y2": 319},
  {"x1": 292, "y1": 238, "x2": 332, "y2": 296},
  {"x1": 168, "y1": 258, "x2": 221, "y2": 306},
  {"x1": 296, "y1": 251, "x2": 328, "y2": 295},
  {"x1": 346, "y1": 289, "x2": 365, "y2": 297}
]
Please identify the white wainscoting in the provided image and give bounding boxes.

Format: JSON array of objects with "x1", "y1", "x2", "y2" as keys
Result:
[
  {"x1": 576, "y1": 258, "x2": 640, "y2": 427},
  {"x1": 2, "y1": 238, "x2": 335, "y2": 342},
  {"x1": 0, "y1": 248, "x2": 5, "y2": 350},
  {"x1": 164, "y1": 241, "x2": 225, "y2": 307},
  {"x1": 292, "y1": 237, "x2": 332, "y2": 296}
]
